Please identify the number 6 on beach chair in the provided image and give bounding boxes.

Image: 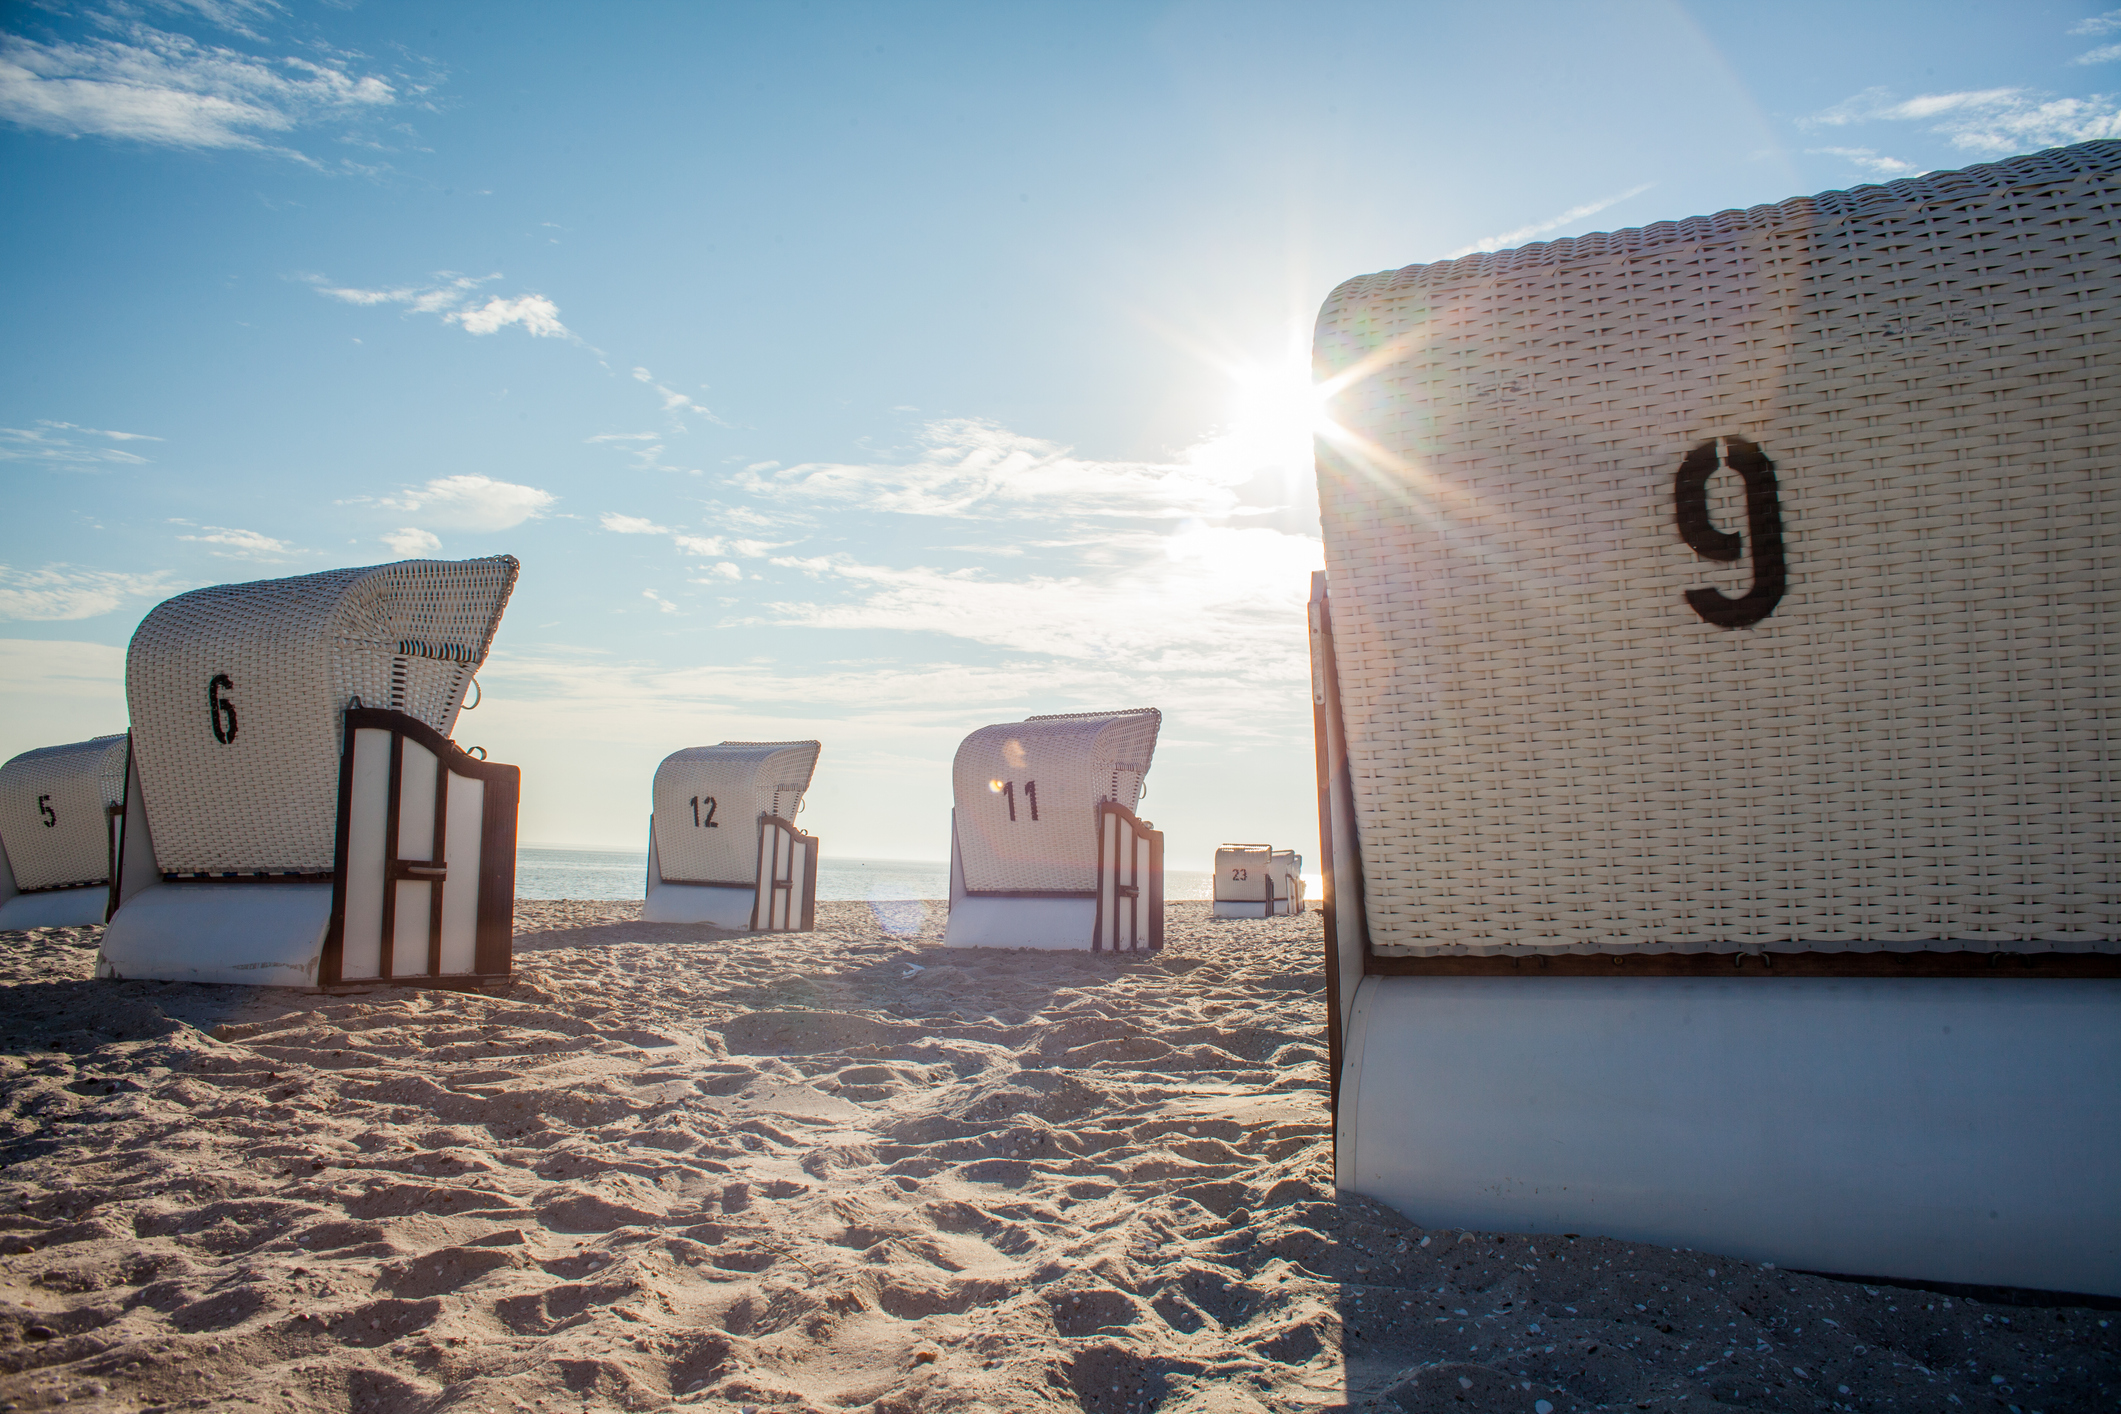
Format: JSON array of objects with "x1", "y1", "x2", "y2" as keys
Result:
[
  {"x1": 95, "y1": 556, "x2": 522, "y2": 988},
  {"x1": 0, "y1": 734, "x2": 130, "y2": 929},
  {"x1": 1311, "y1": 142, "x2": 2121, "y2": 1298},
  {"x1": 644, "y1": 741, "x2": 821, "y2": 930},
  {"x1": 944, "y1": 708, "x2": 1164, "y2": 951}
]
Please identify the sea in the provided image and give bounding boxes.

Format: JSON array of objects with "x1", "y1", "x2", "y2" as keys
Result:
[{"x1": 515, "y1": 845, "x2": 1218, "y2": 903}]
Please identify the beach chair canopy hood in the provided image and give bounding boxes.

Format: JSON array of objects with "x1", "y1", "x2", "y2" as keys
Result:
[
  {"x1": 0, "y1": 734, "x2": 128, "y2": 892},
  {"x1": 651, "y1": 740, "x2": 821, "y2": 887},
  {"x1": 1314, "y1": 141, "x2": 2121, "y2": 956},
  {"x1": 125, "y1": 556, "x2": 519, "y2": 878},
  {"x1": 952, "y1": 708, "x2": 1159, "y2": 893}
]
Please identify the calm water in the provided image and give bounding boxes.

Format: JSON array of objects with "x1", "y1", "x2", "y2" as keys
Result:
[{"x1": 515, "y1": 846, "x2": 1216, "y2": 902}]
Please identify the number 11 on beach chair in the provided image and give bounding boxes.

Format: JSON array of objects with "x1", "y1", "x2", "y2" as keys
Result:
[
  {"x1": 644, "y1": 741, "x2": 822, "y2": 930},
  {"x1": 944, "y1": 708, "x2": 1164, "y2": 951},
  {"x1": 95, "y1": 556, "x2": 523, "y2": 989}
]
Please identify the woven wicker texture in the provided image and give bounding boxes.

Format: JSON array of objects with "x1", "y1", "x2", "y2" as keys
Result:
[
  {"x1": 0, "y1": 734, "x2": 128, "y2": 892},
  {"x1": 651, "y1": 741, "x2": 821, "y2": 887},
  {"x1": 953, "y1": 709, "x2": 1160, "y2": 892},
  {"x1": 1314, "y1": 141, "x2": 2121, "y2": 956},
  {"x1": 125, "y1": 557, "x2": 519, "y2": 876}
]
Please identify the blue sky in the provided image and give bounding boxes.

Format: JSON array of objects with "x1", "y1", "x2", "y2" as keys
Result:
[{"x1": 5, "y1": 0, "x2": 2120, "y2": 865}]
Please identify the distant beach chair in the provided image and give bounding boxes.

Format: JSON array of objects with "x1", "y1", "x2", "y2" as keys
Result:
[
  {"x1": 1212, "y1": 843, "x2": 1304, "y2": 918},
  {"x1": 944, "y1": 708, "x2": 1163, "y2": 950},
  {"x1": 1310, "y1": 142, "x2": 2121, "y2": 1297},
  {"x1": 96, "y1": 556, "x2": 522, "y2": 988},
  {"x1": 0, "y1": 734, "x2": 129, "y2": 929},
  {"x1": 643, "y1": 741, "x2": 821, "y2": 930}
]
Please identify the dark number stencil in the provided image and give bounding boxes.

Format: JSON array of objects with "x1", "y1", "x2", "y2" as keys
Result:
[
  {"x1": 689, "y1": 795, "x2": 719, "y2": 828},
  {"x1": 208, "y1": 673, "x2": 239, "y2": 744},
  {"x1": 37, "y1": 794, "x2": 54, "y2": 829},
  {"x1": 998, "y1": 780, "x2": 1040, "y2": 823},
  {"x1": 1675, "y1": 436, "x2": 1787, "y2": 628},
  {"x1": 1231, "y1": 867, "x2": 1248, "y2": 880}
]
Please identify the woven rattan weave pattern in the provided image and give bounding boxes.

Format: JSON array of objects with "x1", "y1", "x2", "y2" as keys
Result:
[
  {"x1": 1314, "y1": 141, "x2": 2120, "y2": 956},
  {"x1": 953, "y1": 708, "x2": 1161, "y2": 893},
  {"x1": 0, "y1": 734, "x2": 128, "y2": 892},
  {"x1": 651, "y1": 740, "x2": 821, "y2": 887},
  {"x1": 126, "y1": 557, "x2": 519, "y2": 877}
]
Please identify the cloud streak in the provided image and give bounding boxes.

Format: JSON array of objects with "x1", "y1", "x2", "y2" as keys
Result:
[
  {"x1": 0, "y1": 421, "x2": 158, "y2": 468},
  {"x1": 1445, "y1": 183, "x2": 1654, "y2": 258},
  {"x1": 0, "y1": 19, "x2": 394, "y2": 160},
  {"x1": 1808, "y1": 86, "x2": 2121, "y2": 155},
  {"x1": 369, "y1": 475, "x2": 557, "y2": 531},
  {"x1": 308, "y1": 273, "x2": 575, "y2": 340},
  {"x1": 0, "y1": 564, "x2": 177, "y2": 621}
]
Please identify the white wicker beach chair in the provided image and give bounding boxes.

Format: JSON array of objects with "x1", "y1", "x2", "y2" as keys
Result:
[
  {"x1": 1311, "y1": 141, "x2": 2121, "y2": 1297},
  {"x1": 1212, "y1": 844, "x2": 1306, "y2": 919},
  {"x1": 944, "y1": 708, "x2": 1163, "y2": 950},
  {"x1": 0, "y1": 734, "x2": 129, "y2": 929},
  {"x1": 643, "y1": 741, "x2": 821, "y2": 930},
  {"x1": 96, "y1": 556, "x2": 521, "y2": 987}
]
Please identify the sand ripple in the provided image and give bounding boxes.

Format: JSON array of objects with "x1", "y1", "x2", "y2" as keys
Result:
[{"x1": 0, "y1": 904, "x2": 2114, "y2": 1412}]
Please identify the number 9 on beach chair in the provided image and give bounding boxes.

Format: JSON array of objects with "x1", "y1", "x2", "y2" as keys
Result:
[
  {"x1": 644, "y1": 741, "x2": 822, "y2": 930},
  {"x1": 0, "y1": 734, "x2": 129, "y2": 929},
  {"x1": 945, "y1": 708, "x2": 1163, "y2": 950},
  {"x1": 96, "y1": 556, "x2": 522, "y2": 988},
  {"x1": 1310, "y1": 142, "x2": 2121, "y2": 1297}
]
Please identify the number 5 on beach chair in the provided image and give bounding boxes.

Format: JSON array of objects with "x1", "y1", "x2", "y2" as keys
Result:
[
  {"x1": 0, "y1": 734, "x2": 130, "y2": 929},
  {"x1": 95, "y1": 556, "x2": 523, "y2": 989},
  {"x1": 944, "y1": 708, "x2": 1164, "y2": 951},
  {"x1": 644, "y1": 741, "x2": 821, "y2": 931}
]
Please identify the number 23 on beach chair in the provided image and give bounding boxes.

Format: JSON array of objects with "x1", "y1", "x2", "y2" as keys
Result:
[
  {"x1": 1311, "y1": 142, "x2": 2121, "y2": 1299},
  {"x1": 945, "y1": 708, "x2": 1164, "y2": 951},
  {"x1": 95, "y1": 556, "x2": 523, "y2": 989},
  {"x1": 643, "y1": 741, "x2": 822, "y2": 931}
]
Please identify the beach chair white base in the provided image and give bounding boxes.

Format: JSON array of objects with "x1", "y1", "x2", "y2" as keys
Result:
[
  {"x1": 642, "y1": 819, "x2": 819, "y2": 931},
  {"x1": 0, "y1": 885, "x2": 109, "y2": 930},
  {"x1": 943, "y1": 808, "x2": 1162, "y2": 950},
  {"x1": 1212, "y1": 900, "x2": 1273, "y2": 920},
  {"x1": 96, "y1": 881, "x2": 334, "y2": 986},
  {"x1": 1338, "y1": 974, "x2": 2121, "y2": 1298}
]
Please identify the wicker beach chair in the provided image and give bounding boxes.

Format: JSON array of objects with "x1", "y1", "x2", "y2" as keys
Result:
[
  {"x1": 1311, "y1": 141, "x2": 2121, "y2": 1296},
  {"x1": 0, "y1": 734, "x2": 129, "y2": 929},
  {"x1": 643, "y1": 741, "x2": 821, "y2": 930},
  {"x1": 1213, "y1": 844, "x2": 1306, "y2": 918},
  {"x1": 96, "y1": 556, "x2": 521, "y2": 987},
  {"x1": 1272, "y1": 850, "x2": 1305, "y2": 915},
  {"x1": 944, "y1": 708, "x2": 1163, "y2": 950}
]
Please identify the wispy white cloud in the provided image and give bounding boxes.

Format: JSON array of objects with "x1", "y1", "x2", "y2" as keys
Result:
[
  {"x1": 1807, "y1": 145, "x2": 1922, "y2": 176},
  {"x1": 692, "y1": 562, "x2": 743, "y2": 582},
  {"x1": 1808, "y1": 86, "x2": 2121, "y2": 155},
  {"x1": 0, "y1": 421, "x2": 158, "y2": 467},
  {"x1": 740, "y1": 418, "x2": 1252, "y2": 522},
  {"x1": 0, "y1": 20, "x2": 393, "y2": 160},
  {"x1": 0, "y1": 564, "x2": 177, "y2": 621},
  {"x1": 451, "y1": 293, "x2": 566, "y2": 338},
  {"x1": 380, "y1": 526, "x2": 441, "y2": 556},
  {"x1": 1445, "y1": 183, "x2": 1654, "y2": 258},
  {"x1": 2073, "y1": 43, "x2": 2121, "y2": 66},
  {"x1": 672, "y1": 534, "x2": 724, "y2": 556},
  {"x1": 630, "y1": 366, "x2": 728, "y2": 427},
  {"x1": 367, "y1": 474, "x2": 556, "y2": 531},
  {"x1": 306, "y1": 272, "x2": 573, "y2": 339},
  {"x1": 177, "y1": 524, "x2": 293, "y2": 559},
  {"x1": 2072, "y1": 9, "x2": 2121, "y2": 37},
  {"x1": 765, "y1": 522, "x2": 1322, "y2": 678},
  {"x1": 641, "y1": 588, "x2": 677, "y2": 614},
  {"x1": 600, "y1": 512, "x2": 670, "y2": 535}
]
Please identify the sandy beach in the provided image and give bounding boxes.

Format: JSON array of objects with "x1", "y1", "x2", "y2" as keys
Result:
[{"x1": 0, "y1": 902, "x2": 2113, "y2": 1413}]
